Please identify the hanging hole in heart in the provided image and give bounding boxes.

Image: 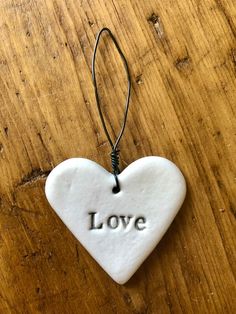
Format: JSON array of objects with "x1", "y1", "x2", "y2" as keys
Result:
[{"x1": 112, "y1": 185, "x2": 120, "y2": 194}]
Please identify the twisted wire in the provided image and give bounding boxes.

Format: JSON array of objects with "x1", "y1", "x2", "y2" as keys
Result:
[
  {"x1": 92, "y1": 27, "x2": 131, "y2": 193},
  {"x1": 110, "y1": 148, "x2": 120, "y2": 175}
]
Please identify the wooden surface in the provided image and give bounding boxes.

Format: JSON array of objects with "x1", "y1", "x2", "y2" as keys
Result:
[{"x1": 0, "y1": 0, "x2": 235, "y2": 313}]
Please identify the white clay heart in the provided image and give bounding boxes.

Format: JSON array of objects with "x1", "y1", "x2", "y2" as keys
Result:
[{"x1": 45, "y1": 156, "x2": 186, "y2": 284}]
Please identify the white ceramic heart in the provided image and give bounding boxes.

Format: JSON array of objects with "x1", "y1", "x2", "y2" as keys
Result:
[{"x1": 45, "y1": 156, "x2": 186, "y2": 284}]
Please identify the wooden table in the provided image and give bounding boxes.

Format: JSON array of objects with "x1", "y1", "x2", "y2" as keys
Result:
[{"x1": 0, "y1": 1, "x2": 235, "y2": 313}]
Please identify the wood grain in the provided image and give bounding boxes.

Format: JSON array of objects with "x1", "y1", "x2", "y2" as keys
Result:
[{"x1": 0, "y1": 0, "x2": 235, "y2": 313}]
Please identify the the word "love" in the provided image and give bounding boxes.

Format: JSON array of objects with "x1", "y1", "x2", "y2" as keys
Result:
[{"x1": 89, "y1": 212, "x2": 146, "y2": 231}]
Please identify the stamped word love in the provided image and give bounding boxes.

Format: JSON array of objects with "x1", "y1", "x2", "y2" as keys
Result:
[{"x1": 88, "y1": 212, "x2": 146, "y2": 230}]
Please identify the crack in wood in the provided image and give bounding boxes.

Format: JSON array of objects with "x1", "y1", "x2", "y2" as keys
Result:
[
  {"x1": 16, "y1": 168, "x2": 51, "y2": 188},
  {"x1": 147, "y1": 13, "x2": 165, "y2": 39},
  {"x1": 175, "y1": 56, "x2": 191, "y2": 70}
]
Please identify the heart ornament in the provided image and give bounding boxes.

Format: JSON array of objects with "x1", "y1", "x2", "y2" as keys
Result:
[{"x1": 45, "y1": 156, "x2": 186, "y2": 284}]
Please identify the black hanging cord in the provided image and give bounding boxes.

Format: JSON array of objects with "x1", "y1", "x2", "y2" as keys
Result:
[{"x1": 92, "y1": 27, "x2": 131, "y2": 193}]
